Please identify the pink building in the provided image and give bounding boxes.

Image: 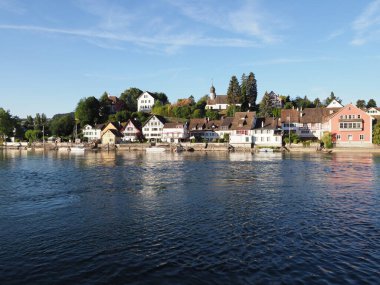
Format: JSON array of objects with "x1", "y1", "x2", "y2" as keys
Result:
[{"x1": 327, "y1": 104, "x2": 373, "y2": 146}]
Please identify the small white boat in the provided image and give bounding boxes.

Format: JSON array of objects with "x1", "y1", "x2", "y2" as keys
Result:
[
  {"x1": 259, "y1": 148, "x2": 273, "y2": 153},
  {"x1": 146, "y1": 147, "x2": 166, "y2": 153},
  {"x1": 69, "y1": 146, "x2": 85, "y2": 153}
]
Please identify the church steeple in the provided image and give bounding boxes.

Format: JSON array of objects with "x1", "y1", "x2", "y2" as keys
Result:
[{"x1": 210, "y1": 80, "x2": 216, "y2": 100}]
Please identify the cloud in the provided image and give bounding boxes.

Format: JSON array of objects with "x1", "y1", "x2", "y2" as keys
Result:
[
  {"x1": 166, "y1": 0, "x2": 281, "y2": 44},
  {"x1": 242, "y1": 56, "x2": 338, "y2": 66},
  {"x1": 0, "y1": 0, "x2": 25, "y2": 14},
  {"x1": 0, "y1": 24, "x2": 259, "y2": 49},
  {"x1": 351, "y1": 0, "x2": 380, "y2": 45},
  {"x1": 325, "y1": 29, "x2": 345, "y2": 41}
]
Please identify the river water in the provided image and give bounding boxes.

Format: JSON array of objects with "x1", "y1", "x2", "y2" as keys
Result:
[{"x1": 0, "y1": 150, "x2": 379, "y2": 284}]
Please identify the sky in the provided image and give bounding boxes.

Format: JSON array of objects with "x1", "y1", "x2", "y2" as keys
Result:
[{"x1": 0, "y1": 0, "x2": 379, "y2": 118}]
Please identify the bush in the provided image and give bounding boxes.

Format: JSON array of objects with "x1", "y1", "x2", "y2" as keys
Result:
[
  {"x1": 321, "y1": 132, "x2": 333, "y2": 149},
  {"x1": 302, "y1": 140, "x2": 311, "y2": 148}
]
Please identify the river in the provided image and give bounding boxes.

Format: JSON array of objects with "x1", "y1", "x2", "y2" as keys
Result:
[{"x1": 0, "y1": 150, "x2": 379, "y2": 284}]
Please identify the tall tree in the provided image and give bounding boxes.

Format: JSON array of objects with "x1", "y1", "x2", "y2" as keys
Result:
[
  {"x1": 34, "y1": 113, "x2": 42, "y2": 130},
  {"x1": 313, "y1": 98, "x2": 322, "y2": 108},
  {"x1": 356, "y1": 99, "x2": 366, "y2": 109},
  {"x1": 324, "y1": 91, "x2": 342, "y2": 106},
  {"x1": 119, "y1": 88, "x2": 143, "y2": 112},
  {"x1": 258, "y1": 91, "x2": 273, "y2": 117},
  {"x1": 24, "y1": 115, "x2": 34, "y2": 130},
  {"x1": 0, "y1": 108, "x2": 14, "y2": 141},
  {"x1": 227, "y1": 75, "x2": 241, "y2": 105},
  {"x1": 75, "y1": 97, "x2": 100, "y2": 127},
  {"x1": 49, "y1": 114, "x2": 75, "y2": 137},
  {"x1": 367, "y1": 99, "x2": 377, "y2": 108},
  {"x1": 154, "y1": 92, "x2": 169, "y2": 105},
  {"x1": 240, "y1": 73, "x2": 248, "y2": 111},
  {"x1": 246, "y1": 72, "x2": 258, "y2": 110},
  {"x1": 99, "y1": 91, "x2": 111, "y2": 118},
  {"x1": 373, "y1": 123, "x2": 380, "y2": 145}
]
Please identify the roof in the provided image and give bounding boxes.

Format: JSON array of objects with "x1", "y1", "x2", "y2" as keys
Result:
[
  {"x1": 254, "y1": 117, "x2": 281, "y2": 129},
  {"x1": 220, "y1": 117, "x2": 234, "y2": 128},
  {"x1": 189, "y1": 118, "x2": 221, "y2": 130},
  {"x1": 163, "y1": 122, "x2": 187, "y2": 129},
  {"x1": 142, "y1": 114, "x2": 166, "y2": 127},
  {"x1": 121, "y1": 119, "x2": 142, "y2": 131},
  {"x1": 137, "y1": 91, "x2": 158, "y2": 100},
  {"x1": 231, "y1": 111, "x2": 256, "y2": 130},
  {"x1": 207, "y1": 95, "x2": 228, "y2": 105},
  {"x1": 300, "y1": 108, "x2": 338, "y2": 124},
  {"x1": 95, "y1": 124, "x2": 105, "y2": 130},
  {"x1": 103, "y1": 129, "x2": 123, "y2": 137},
  {"x1": 108, "y1": 96, "x2": 119, "y2": 104}
]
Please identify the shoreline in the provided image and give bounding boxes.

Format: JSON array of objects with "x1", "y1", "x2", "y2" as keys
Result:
[{"x1": 1, "y1": 143, "x2": 380, "y2": 153}]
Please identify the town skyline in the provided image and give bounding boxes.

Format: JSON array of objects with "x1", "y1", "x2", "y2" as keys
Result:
[{"x1": 1, "y1": 0, "x2": 380, "y2": 118}]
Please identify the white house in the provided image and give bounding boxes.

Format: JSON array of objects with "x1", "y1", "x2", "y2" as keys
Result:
[
  {"x1": 327, "y1": 99, "x2": 344, "y2": 108},
  {"x1": 215, "y1": 117, "x2": 234, "y2": 140},
  {"x1": 82, "y1": 124, "x2": 104, "y2": 142},
  {"x1": 251, "y1": 118, "x2": 282, "y2": 147},
  {"x1": 142, "y1": 115, "x2": 166, "y2": 141},
  {"x1": 137, "y1": 91, "x2": 157, "y2": 112},
  {"x1": 229, "y1": 112, "x2": 256, "y2": 145},
  {"x1": 162, "y1": 122, "x2": 189, "y2": 143}
]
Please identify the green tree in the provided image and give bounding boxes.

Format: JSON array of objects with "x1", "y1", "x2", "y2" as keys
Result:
[
  {"x1": 246, "y1": 72, "x2": 258, "y2": 110},
  {"x1": 205, "y1": 109, "x2": 220, "y2": 120},
  {"x1": 226, "y1": 105, "x2": 241, "y2": 117},
  {"x1": 0, "y1": 108, "x2": 14, "y2": 141},
  {"x1": 49, "y1": 114, "x2": 75, "y2": 137},
  {"x1": 25, "y1": 129, "x2": 40, "y2": 142},
  {"x1": 356, "y1": 99, "x2": 366, "y2": 109},
  {"x1": 99, "y1": 92, "x2": 111, "y2": 118},
  {"x1": 240, "y1": 73, "x2": 249, "y2": 111},
  {"x1": 313, "y1": 98, "x2": 322, "y2": 108},
  {"x1": 192, "y1": 109, "x2": 203, "y2": 118},
  {"x1": 119, "y1": 88, "x2": 143, "y2": 112},
  {"x1": 75, "y1": 97, "x2": 100, "y2": 127},
  {"x1": 373, "y1": 123, "x2": 380, "y2": 145},
  {"x1": 272, "y1": 108, "x2": 281, "y2": 118},
  {"x1": 259, "y1": 91, "x2": 273, "y2": 117},
  {"x1": 34, "y1": 113, "x2": 42, "y2": 130},
  {"x1": 24, "y1": 115, "x2": 34, "y2": 130},
  {"x1": 154, "y1": 92, "x2": 169, "y2": 105},
  {"x1": 324, "y1": 91, "x2": 342, "y2": 106},
  {"x1": 322, "y1": 132, "x2": 333, "y2": 149},
  {"x1": 367, "y1": 99, "x2": 377, "y2": 108},
  {"x1": 284, "y1": 102, "x2": 294, "y2": 109},
  {"x1": 227, "y1": 75, "x2": 241, "y2": 105}
]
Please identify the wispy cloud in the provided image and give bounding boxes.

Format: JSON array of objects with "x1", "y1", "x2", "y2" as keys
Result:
[
  {"x1": 242, "y1": 56, "x2": 338, "y2": 67},
  {"x1": 0, "y1": 24, "x2": 258, "y2": 49},
  {"x1": 0, "y1": 0, "x2": 263, "y2": 53},
  {"x1": 0, "y1": 0, "x2": 25, "y2": 14},
  {"x1": 324, "y1": 29, "x2": 345, "y2": 42},
  {"x1": 167, "y1": 0, "x2": 282, "y2": 44},
  {"x1": 351, "y1": 0, "x2": 380, "y2": 45}
]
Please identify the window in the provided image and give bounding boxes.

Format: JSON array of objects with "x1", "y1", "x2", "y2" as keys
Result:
[
  {"x1": 358, "y1": 115, "x2": 361, "y2": 118},
  {"x1": 348, "y1": 134, "x2": 353, "y2": 141},
  {"x1": 261, "y1": 137, "x2": 264, "y2": 142},
  {"x1": 267, "y1": 137, "x2": 270, "y2": 142},
  {"x1": 245, "y1": 137, "x2": 250, "y2": 142},
  {"x1": 360, "y1": 135, "x2": 364, "y2": 140},
  {"x1": 336, "y1": 134, "x2": 341, "y2": 140}
]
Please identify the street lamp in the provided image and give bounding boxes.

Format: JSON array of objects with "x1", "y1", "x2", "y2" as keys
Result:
[{"x1": 287, "y1": 114, "x2": 291, "y2": 147}]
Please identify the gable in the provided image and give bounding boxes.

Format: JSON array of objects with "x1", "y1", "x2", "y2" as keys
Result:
[{"x1": 137, "y1": 91, "x2": 156, "y2": 101}]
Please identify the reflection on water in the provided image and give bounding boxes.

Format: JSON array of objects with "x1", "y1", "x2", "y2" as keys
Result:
[{"x1": 0, "y1": 149, "x2": 379, "y2": 284}]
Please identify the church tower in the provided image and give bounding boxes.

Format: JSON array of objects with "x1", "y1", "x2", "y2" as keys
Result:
[{"x1": 210, "y1": 83, "x2": 216, "y2": 100}]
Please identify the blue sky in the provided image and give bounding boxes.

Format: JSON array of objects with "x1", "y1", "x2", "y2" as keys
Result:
[{"x1": 0, "y1": 0, "x2": 379, "y2": 118}]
